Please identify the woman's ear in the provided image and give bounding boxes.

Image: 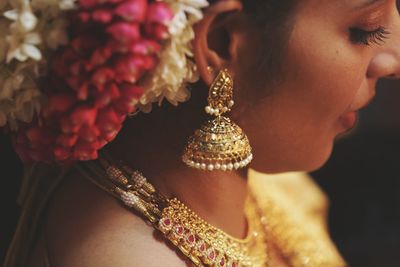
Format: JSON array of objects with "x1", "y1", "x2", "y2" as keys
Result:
[{"x1": 192, "y1": 0, "x2": 243, "y2": 86}]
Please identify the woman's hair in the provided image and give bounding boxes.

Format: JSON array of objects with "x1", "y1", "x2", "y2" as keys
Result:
[
  {"x1": 244, "y1": 0, "x2": 299, "y2": 86},
  {"x1": 206, "y1": 0, "x2": 299, "y2": 95}
]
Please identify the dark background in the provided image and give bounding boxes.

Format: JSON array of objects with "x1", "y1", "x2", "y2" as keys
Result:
[
  {"x1": 313, "y1": 79, "x2": 400, "y2": 267},
  {"x1": 1, "y1": 79, "x2": 400, "y2": 266}
]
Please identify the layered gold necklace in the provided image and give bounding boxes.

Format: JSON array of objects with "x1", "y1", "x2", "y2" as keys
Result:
[
  {"x1": 82, "y1": 156, "x2": 269, "y2": 267},
  {"x1": 78, "y1": 155, "x2": 348, "y2": 267}
]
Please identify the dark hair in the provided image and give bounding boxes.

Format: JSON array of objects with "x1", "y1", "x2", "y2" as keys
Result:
[
  {"x1": 205, "y1": 0, "x2": 298, "y2": 99},
  {"x1": 241, "y1": 0, "x2": 299, "y2": 96}
]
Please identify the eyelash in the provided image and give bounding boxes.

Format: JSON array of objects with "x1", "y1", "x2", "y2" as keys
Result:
[{"x1": 349, "y1": 26, "x2": 390, "y2": 46}]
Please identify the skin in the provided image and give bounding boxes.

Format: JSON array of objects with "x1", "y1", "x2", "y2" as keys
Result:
[
  {"x1": 235, "y1": 0, "x2": 400, "y2": 173},
  {"x1": 32, "y1": 0, "x2": 400, "y2": 266}
]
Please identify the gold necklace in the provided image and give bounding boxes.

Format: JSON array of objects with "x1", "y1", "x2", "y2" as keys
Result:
[{"x1": 83, "y1": 156, "x2": 270, "y2": 267}]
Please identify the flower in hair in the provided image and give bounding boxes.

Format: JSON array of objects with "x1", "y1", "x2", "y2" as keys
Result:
[
  {"x1": 0, "y1": 0, "x2": 207, "y2": 163},
  {"x1": 13, "y1": 0, "x2": 174, "y2": 163},
  {"x1": 138, "y1": 0, "x2": 209, "y2": 112},
  {"x1": 0, "y1": 0, "x2": 74, "y2": 130}
]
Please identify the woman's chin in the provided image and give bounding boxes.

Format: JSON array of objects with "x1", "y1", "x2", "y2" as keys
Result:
[{"x1": 298, "y1": 143, "x2": 335, "y2": 173}]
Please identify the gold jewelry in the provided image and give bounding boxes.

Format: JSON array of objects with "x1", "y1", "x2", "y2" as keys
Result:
[
  {"x1": 88, "y1": 156, "x2": 269, "y2": 267},
  {"x1": 182, "y1": 69, "x2": 253, "y2": 171},
  {"x1": 77, "y1": 157, "x2": 347, "y2": 267}
]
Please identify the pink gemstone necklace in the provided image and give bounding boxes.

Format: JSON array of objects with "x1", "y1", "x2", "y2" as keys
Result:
[{"x1": 80, "y1": 156, "x2": 270, "y2": 267}]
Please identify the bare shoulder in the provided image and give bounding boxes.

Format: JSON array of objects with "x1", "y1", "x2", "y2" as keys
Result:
[{"x1": 44, "y1": 170, "x2": 189, "y2": 267}]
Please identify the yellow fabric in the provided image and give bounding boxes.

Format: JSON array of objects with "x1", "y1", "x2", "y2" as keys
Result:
[
  {"x1": 4, "y1": 165, "x2": 345, "y2": 267},
  {"x1": 248, "y1": 169, "x2": 346, "y2": 266},
  {"x1": 249, "y1": 169, "x2": 329, "y2": 230}
]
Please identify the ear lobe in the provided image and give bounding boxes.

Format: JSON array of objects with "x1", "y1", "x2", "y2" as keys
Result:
[{"x1": 192, "y1": 0, "x2": 243, "y2": 86}]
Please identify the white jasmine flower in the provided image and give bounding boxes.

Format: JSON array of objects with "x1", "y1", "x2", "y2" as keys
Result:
[
  {"x1": 0, "y1": 0, "x2": 73, "y2": 129},
  {"x1": 3, "y1": 0, "x2": 38, "y2": 32},
  {"x1": 0, "y1": 71, "x2": 24, "y2": 100},
  {"x1": 0, "y1": 63, "x2": 43, "y2": 130},
  {"x1": 3, "y1": 0, "x2": 42, "y2": 63},
  {"x1": 6, "y1": 30, "x2": 42, "y2": 62},
  {"x1": 59, "y1": 0, "x2": 77, "y2": 10},
  {"x1": 0, "y1": 87, "x2": 42, "y2": 130}
]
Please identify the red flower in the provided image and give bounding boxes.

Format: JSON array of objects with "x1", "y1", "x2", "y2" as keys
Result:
[
  {"x1": 115, "y1": 0, "x2": 148, "y2": 22},
  {"x1": 146, "y1": 2, "x2": 173, "y2": 24},
  {"x1": 13, "y1": 0, "x2": 173, "y2": 163},
  {"x1": 107, "y1": 22, "x2": 141, "y2": 42}
]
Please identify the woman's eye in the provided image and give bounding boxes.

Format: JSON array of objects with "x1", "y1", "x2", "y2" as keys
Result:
[{"x1": 349, "y1": 26, "x2": 390, "y2": 46}]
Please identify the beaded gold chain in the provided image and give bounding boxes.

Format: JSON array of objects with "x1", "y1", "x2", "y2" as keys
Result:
[{"x1": 82, "y1": 156, "x2": 270, "y2": 267}]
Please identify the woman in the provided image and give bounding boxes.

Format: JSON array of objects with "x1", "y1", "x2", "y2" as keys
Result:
[{"x1": 3, "y1": 0, "x2": 400, "y2": 266}]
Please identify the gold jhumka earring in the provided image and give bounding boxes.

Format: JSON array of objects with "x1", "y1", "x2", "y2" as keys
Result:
[{"x1": 182, "y1": 68, "x2": 253, "y2": 171}]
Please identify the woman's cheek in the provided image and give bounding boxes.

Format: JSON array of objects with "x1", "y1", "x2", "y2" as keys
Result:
[
  {"x1": 316, "y1": 41, "x2": 371, "y2": 115},
  {"x1": 333, "y1": 48, "x2": 372, "y2": 110}
]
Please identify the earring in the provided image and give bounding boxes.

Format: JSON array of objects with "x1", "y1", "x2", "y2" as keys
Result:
[{"x1": 182, "y1": 68, "x2": 253, "y2": 171}]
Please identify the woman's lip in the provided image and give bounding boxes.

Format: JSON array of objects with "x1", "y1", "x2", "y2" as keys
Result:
[
  {"x1": 338, "y1": 91, "x2": 375, "y2": 130},
  {"x1": 339, "y1": 111, "x2": 358, "y2": 129}
]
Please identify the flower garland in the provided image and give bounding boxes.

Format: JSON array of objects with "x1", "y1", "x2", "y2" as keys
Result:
[
  {"x1": 1, "y1": 0, "x2": 208, "y2": 163},
  {"x1": 138, "y1": 0, "x2": 208, "y2": 112},
  {"x1": 0, "y1": 0, "x2": 75, "y2": 130}
]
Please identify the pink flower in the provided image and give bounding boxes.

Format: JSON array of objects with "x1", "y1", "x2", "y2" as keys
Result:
[
  {"x1": 145, "y1": 23, "x2": 169, "y2": 40},
  {"x1": 13, "y1": 0, "x2": 173, "y2": 163},
  {"x1": 56, "y1": 134, "x2": 79, "y2": 147},
  {"x1": 113, "y1": 84, "x2": 142, "y2": 113},
  {"x1": 130, "y1": 39, "x2": 161, "y2": 55},
  {"x1": 42, "y1": 94, "x2": 77, "y2": 116},
  {"x1": 115, "y1": 0, "x2": 148, "y2": 22},
  {"x1": 70, "y1": 106, "x2": 98, "y2": 126},
  {"x1": 92, "y1": 9, "x2": 114, "y2": 23},
  {"x1": 146, "y1": 2, "x2": 173, "y2": 24},
  {"x1": 107, "y1": 22, "x2": 141, "y2": 42}
]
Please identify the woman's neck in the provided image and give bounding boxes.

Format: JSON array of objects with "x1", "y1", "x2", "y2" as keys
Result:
[{"x1": 107, "y1": 100, "x2": 250, "y2": 239}]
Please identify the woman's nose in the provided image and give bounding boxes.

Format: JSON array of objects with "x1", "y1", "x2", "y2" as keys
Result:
[
  {"x1": 367, "y1": 17, "x2": 400, "y2": 80},
  {"x1": 367, "y1": 52, "x2": 400, "y2": 79}
]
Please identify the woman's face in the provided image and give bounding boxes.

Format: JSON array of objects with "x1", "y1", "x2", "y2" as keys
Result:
[{"x1": 233, "y1": 0, "x2": 400, "y2": 173}]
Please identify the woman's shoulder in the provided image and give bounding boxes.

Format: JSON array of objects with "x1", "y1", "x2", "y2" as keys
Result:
[{"x1": 43, "y1": 171, "x2": 189, "y2": 267}]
